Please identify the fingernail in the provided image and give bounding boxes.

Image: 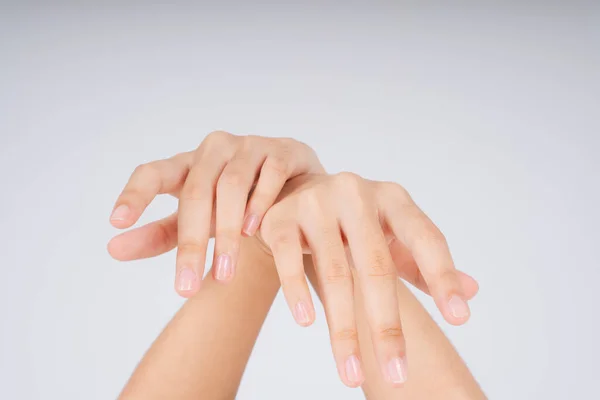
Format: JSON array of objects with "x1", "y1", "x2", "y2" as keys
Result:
[
  {"x1": 387, "y1": 356, "x2": 408, "y2": 385},
  {"x1": 214, "y1": 254, "x2": 233, "y2": 281},
  {"x1": 110, "y1": 205, "x2": 130, "y2": 222},
  {"x1": 177, "y1": 268, "x2": 197, "y2": 292},
  {"x1": 242, "y1": 214, "x2": 260, "y2": 236},
  {"x1": 448, "y1": 295, "x2": 470, "y2": 319},
  {"x1": 293, "y1": 301, "x2": 311, "y2": 326},
  {"x1": 345, "y1": 355, "x2": 364, "y2": 385}
]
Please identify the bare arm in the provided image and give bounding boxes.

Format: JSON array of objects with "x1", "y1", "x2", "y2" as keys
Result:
[
  {"x1": 305, "y1": 255, "x2": 486, "y2": 400},
  {"x1": 119, "y1": 238, "x2": 484, "y2": 400},
  {"x1": 119, "y1": 237, "x2": 279, "y2": 400}
]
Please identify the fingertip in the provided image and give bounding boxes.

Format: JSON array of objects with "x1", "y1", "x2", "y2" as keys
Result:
[
  {"x1": 106, "y1": 238, "x2": 118, "y2": 259},
  {"x1": 458, "y1": 271, "x2": 479, "y2": 300},
  {"x1": 242, "y1": 213, "x2": 260, "y2": 237},
  {"x1": 213, "y1": 253, "x2": 235, "y2": 282},
  {"x1": 385, "y1": 356, "x2": 408, "y2": 387},
  {"x1": 341, "y1": 354, "x2": 365, "y2": 388},
  {"x1": 110, "y1": 204, "x2": 135, "y2": 228},
  {"x1": 175, "y1": 267, "x2": 200, "y2": 297},
  {"x1": 175, "y1": 288, "x2": 198, "y2": 298},
  {"x1": 293, "y1": 301, "x2": 314, "y2": 327},
  {"x1": 107, "y1": 236, "x2": 127, "y2": 261},
  {"x1": 443, "y1": 294, "x2": 471, "y2": 325}
]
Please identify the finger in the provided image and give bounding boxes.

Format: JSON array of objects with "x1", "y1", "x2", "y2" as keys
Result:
[
  {"x1": 176, "y1": 155, "x2": 227, "y2": 297},
  {"x1": 110, "y1": 152, "x2": 193, "y2": 228},
  {"x1": 262, "y1": 215, "x2": 315, "y2": 327},
  {"x1": 107, "y1": 213, "x2": 178, "y2": 261},
  {"x1": 301, "y1": 209, "x2": 364, "y2": 389},
  {"x1": 379, "y1": 183, "x2": 470, "y2": 326},
  {"x1": 388, "y1": 238, "x2": 479, "y2": 300},
  {"x1": 460, "y1": 272, "x2": 479, "y2": 300},
  {"x1": 243, "y1": 139, "x2": 324, "y2": 237},
  {"x1": 213, "y1": 149, "x2": 264, "y2": 282},
  {"x1": 242, "y1": 154, "x2": 288, "y2": 236},
  {"x1": 336, "y1": 174, "x2": 407, "y2": 387}
]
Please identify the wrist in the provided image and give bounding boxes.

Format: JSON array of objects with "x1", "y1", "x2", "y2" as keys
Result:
[{"x1": 238, "y1": 236, "x2": 279, "y2": 285}]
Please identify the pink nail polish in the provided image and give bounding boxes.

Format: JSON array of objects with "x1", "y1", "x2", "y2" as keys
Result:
[
  {"x1": 293, "y1": 301, "x2": 311, "y2": 325},
  {"x1": 345, "y1": 355, "x2": 364, "y2": 385},
  {"x1": 242, "y1": 214, "x2": 260, "y2": 236},
  {"x1": 177, "y1": 268, "x2": 197, "y2": 292},
  {"x1": 214, "y1": 254, "x2": 233, "y2": 281},
  {"x1": 387, "y1": 356, "x2": 407, "y2": 385},
  {"x1": 448, "y1": 295, "x2": 470, "y2": 319},
  {"x1": 110, "y1": 205, "x2": 130, "y2": 222}
]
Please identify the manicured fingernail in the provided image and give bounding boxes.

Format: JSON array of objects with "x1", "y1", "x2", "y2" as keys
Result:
[
  {"x1": 177, "y1": 268, "x2": 197, "y2": 292},
  {"x1": 293, "y1": 301, "x2": 311, "y2": 326},
  {"x1": 345, "y1": 355, "x2": 364, "y2": 385},
  {"x1": 387, "y1": 356, "x2": 407, "y2": 385},
  {"x1": 110, "y1": 205, "x2": 130, "y2": 222},
  {"x1": 214, "y1": 254, "x2": 233, "y2": 281},
  {"x1": 242, "y1": 214, "x2": 260, "y2": 236},
  {"x1": 448, "y1": 295, "x2": 470, "y2": 319}
]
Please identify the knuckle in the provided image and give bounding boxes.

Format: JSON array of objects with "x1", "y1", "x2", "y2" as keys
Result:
[
  {"x1": 262, "y1": 216, "x2": 295, "y2": 250},
  {"x1": 240, "y1": 135, "x2": 255, "y2": 150},
  {"x1": 133, "y1": 162, "x2": 158, "y2": 178},
  {"x1": 270, "y1": 232, "x2": 294, "y2": 252},
  {"x1": 264, "y1": 155, "x2": 290, "y2": 179},
  {"x1": 412, "y1": 223, "x2": 448, "y2": 249},
  {"x1": 366, "y1": 266, "x2": 396, "y2": 280},
  {"x1": 207, "y1": 130, "x2": 230, "y2": 142},
  {"x1": 374, "y1": 325, "x2": 404, "y2": 341},
  {"x1": 300, "y1": 190, "x2": 324, "y2": 215},
  {"x1": 218, "y1": 170, "x2": 246, "y2": 189},
  {"x1": 330, "y1": 328, "x2": 359, "y2": 343},
  {"x1": 201, "y1": 130, "x2": 231, "y2": 151},
  {"x1": 365, "y1": 249, "x2": 395, "y2": 279},
  {"x1": 278, "y1": 138, "x2": 303, "y2": 155},
  {"x1": 177, "y1": 241, "x2": 205, "y2": 254},
  {"x1": 323, "y1": 258, "x2": 352, "y2": 285},
  {"x1": 334, "y1": 172, "x2": 363, "y2": 191},
  {"x1": 381, "y1": 181, "x2": 411, "y2": 202},
  {"x1": 333, "y1": 172, "x2": 368, "y2": 211},
  {"x1": 261, "y1": 208, "x2": 283, "y2": 233},
  {"x1": 431, "y1": 269, "x2": 460, "y2": 293},
  {"x1": 180, "y1": 183, "x2": 206, "y2": 201},
  {"x1": 279, "y1": 273, "x2": 306, "y2": 292}
]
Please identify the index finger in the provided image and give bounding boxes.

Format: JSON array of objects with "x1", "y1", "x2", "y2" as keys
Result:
[
  {"x1": 110, "y1": 152, "x2": 193, "y2": 228},
  {"x1": 378, "y1": 182, "x2": 470, "y2": 326},
  {"x1": 175, "y1": 155, "x2": 226, "y2": 297}
]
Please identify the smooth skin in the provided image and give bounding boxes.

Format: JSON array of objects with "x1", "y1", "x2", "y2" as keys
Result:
[
  {"x1": 305, "y1": 252, "x2": 484, "y2": 400},
  {"x1": 108, "y1": 132, "x2": 477, "y2": 386},
  {"x1": 118, "y1": 237, "x2": 484, "y2": 399},
  {"x1": 119, "y1": 237, "x2": 280, "y2": 400},
  {"x1": 109, "y1": 131, "x2": 324, "y2": 295},
  {"x1": 255, "y1": 173, "x2": 477, "y2": 386}
]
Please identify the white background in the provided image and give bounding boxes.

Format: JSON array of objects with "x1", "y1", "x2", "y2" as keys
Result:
[{"x1": 1, "y1": 2, "x2": 599, "y2": 399}]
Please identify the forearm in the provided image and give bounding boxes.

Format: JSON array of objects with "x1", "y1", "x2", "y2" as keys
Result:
[
  {"x1": 304, "y1": 256, "x2": 486, "y2": 400},
  {"x1": 120, "y1": 238, "x2": 280, "y2": 400}
]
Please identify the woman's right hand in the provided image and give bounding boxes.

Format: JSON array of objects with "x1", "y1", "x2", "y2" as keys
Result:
[
  {"x1": 108, "y1": 131, "x2": 324, "y2": 297},
  {"x1": 255, "y1": 173, "x2": 478, "y2": 388}
]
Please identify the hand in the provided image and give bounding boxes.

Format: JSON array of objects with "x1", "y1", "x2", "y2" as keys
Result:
[
  {"x1": 255, "y1": 173, "x2": 478, "y2": 387},
  {"x1": 108, "y1": 131, "x2": 324, "y2": 297}
]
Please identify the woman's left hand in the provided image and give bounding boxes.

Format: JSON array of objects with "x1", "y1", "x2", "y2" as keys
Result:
[{"x1": 253, "y1": 172, "x2": 478, "y2": 387}]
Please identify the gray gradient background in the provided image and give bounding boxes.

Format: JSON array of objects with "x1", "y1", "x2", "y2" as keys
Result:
[{"x1": 1, "y1": 2, "x2": 599, "y2": 399}]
